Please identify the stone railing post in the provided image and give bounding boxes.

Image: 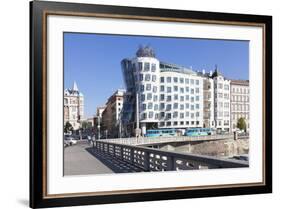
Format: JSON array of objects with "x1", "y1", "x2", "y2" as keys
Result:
[
  {"x1": 167, "y1": 156, "x2": 175, "y2": 171},
  {"x1": 144, "y1": 151, "x2": 150, "y2": 171}
]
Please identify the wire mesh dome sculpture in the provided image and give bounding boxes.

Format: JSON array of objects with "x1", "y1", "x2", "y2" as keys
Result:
[{"x1": 136, "y1": 45, "x2": 156, "y2": 58}]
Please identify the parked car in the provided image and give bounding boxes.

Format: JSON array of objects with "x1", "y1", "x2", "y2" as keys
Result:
[{"x1": 64, "y1": 136, "x2": 77, "y2": 146}]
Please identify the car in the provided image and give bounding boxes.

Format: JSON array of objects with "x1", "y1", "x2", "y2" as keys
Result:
[{"x1": 64, "y1": 136, "x2": 78, "y2": 146}]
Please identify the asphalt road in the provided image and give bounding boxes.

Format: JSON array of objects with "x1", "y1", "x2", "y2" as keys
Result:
[{"x1": 64, "y1": 143, "x2": 114, "y2": 175}]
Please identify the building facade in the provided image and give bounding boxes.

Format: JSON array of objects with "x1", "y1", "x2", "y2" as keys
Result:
[
  {"x1": 121, "y1": 46, "x2": 204, "y2": 135},
  {"x1": 64, "y1": 81, "x2": 84, "y2": 130},
  {"x1": 101, "y1": 89, "x2": 125, "y2": 138},
  {"x1": 121, "y1": 46, "x2": 248, "y2": 136},
  {"x1": 230, "y1": 80, "x2": 250, "y2": 132},
  {"x1": 212, "y1": 70, "x2": 231, "y2": 132}
]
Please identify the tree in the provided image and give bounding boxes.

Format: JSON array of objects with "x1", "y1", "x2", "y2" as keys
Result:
[
  {"x1": 64, "y1": 121, "x2": 73, "y2": 133},
  {"x1": 237, "y1": 117, "x2": 247, "y2": 131}
]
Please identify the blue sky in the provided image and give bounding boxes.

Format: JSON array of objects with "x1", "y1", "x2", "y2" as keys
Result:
[{"x1": 64, "y1": 32, "x2": 249, "y2": 118}]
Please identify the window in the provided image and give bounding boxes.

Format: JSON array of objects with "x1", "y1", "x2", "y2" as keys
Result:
[
  {"x1": 180, "y1": 78, "x2": 184, "y2": 83},
  {"x1": 185, "y1": 112, "x2": 189, "y2": 117},
  {"x1": 219, "y1": 83, "x2": 223, "y2": 89},
  {"x1": 224, "y1": 93, "x2": 229, "y2": 99},
  {"x1": 144, "y1": 62, "x2": 150, "y2": 71},
  {"x1": 142, "y1": 104, "x2": 146, "y2": 110},
  {"x1": 195, "y1": 88, "x2": 199, "y2": 93},
  {"x1": 180, "y1": 104, "x2": 184, "y2": 110},
  {"x1": 146, "y1": 84, "x2": 151, "y2": 91},
  {"x1": 196, "y1": 104, "x2": 200, "y2": 109},
  {"x1": 167, "y1": 77, "x2": 171, "y2": 83},
  {"x1": 191, "y1": 105, "x2": 194, "y2": 110},
  {"x1": 180, "y1": 88, "x2": 184, "y2": 93},
  {"x1": 166, "y1": 121, "x2": 171, "y2": 126},
  {"x1": 186, "y1": 87, "x2": 189, "y2": 92},
  {"x1": 149, "y1": 111, "x2": 153, "y2": 118},
  {"x1": 154, "y1": 104, "x2": 158, "y2": 111},
  {"x1": 138, "y1": 62, "x2": 142, "y2": 71},
  {"x1": 224, "y1": 102, "x2": 229, "y2": 108},
  {"x1": 191, "y1": 79, "x2": 194, "y2": 85},
  {"x1": 174, "y1": 94, "x2": 178, "y2": 100},
  {"x1": 185, "y1": 103, "x2": 189, "y2": 109},
  {"x1": 140, "y1": 85, "x2": 144, "y2": 92},
  {"x1": 191, "y1": 89, "x2": 194, "y2": 94},
  {"x1": 196, "y1": 80, "x2": 199, "y2": 85},
  {"x1": 160, "y1": 103, "x2": 165, "y2": 110},
  {"x1": 145, "y1": 74, "x2": 151, "y2": 81},
  {"x1": 167, "y1": 87, "x2": 172, "y2": 93},
  {"x1": 196, "y1": 96, "x2": 199, "y2": 101},
  {"x1": 153, "y1": 86, "x2": 157, "y2": 93},
  {"x1": 185, "y1": 78, "x2": 189, "y2": 84},
  {"x1": 160, "y1": 112, "x2": 165, "y2": 118},
  {"x1": 134, "y1": 75, "x2": 138, "y2": 81},
  {"x1": 224, "y1": 84, "x2": 229, "y2": 90},
  {"x1": 160, "y1": 94, "x2": 165, "y2": 101},
  {"x1": 147, "y1": 93, "x2": 152, "y2": 100},
  {"x1": 180, "y1": 96, "x2": 184, "y2": 101},
  {"x1": 185, "y1": 95, "x2": 189, "y2": 101},
  {"x1": 173, "y1": 112, "x2": 178, "y2": 118},
  {"x1": 142, "y1": 113, "x2": 147, "y2": 119},
  {"x1": 160, "y1": 77, "x2": 164, "y2": 83},
  {"x1": 173, "y1": 103, "x2": 178, "y2": 109},
  {"x1": 166, "y1": 104, "x2": 172, "y2": 111},
  {"x1": 174, "y1": 86, "x2": 178, "y2": 92},
  {"x1": 153, "y1": 95, "x2": 158, "y2": 102},
  {"x1": 151, "y1": 63, "x2": 156, "y2": 72},
  {"x1": 160, "y1": 85, "x2": 165, "y2": 92},
  {"x1": 152, "y1": 75, "x2": 156, "y2": 82},
  {"x1": 167, "y1": 96, "x2": 172, "y2": 102},
  {"x1": 174, "y1": 121, "x2": 178, "y2": 125},
  {"x1": 174, "y1": 77, "x2": 178, "y2": 83},
  {"x1": 155, "y1": 113, "x2": 159, "y2": 119},
  {"x1": 148, "y1": 103, "x2": 153, "y2": 109},
  {"x1": 141, "y1": 94, "x2": 145, "y2": 101},
  {"x1": 218, "y1": 93, "x2": 223, "y2": 98},
  {"x1": 139, "y1": 74, "x2": 143, "y2": 81},
  {"x1": 166, "y1": 113, "x2": 172, "y2": 119},
  {"x1": 191, "y1": 97, "x2": 194, "y2": 102},
  {"x1": 191, "y1": 113, "x2": 194, "y2": 118},
  {"x1": 196, "y1": 112, "x2": 200, "y2": 117}
]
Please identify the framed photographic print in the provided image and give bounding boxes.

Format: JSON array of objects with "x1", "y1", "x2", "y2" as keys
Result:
[{"x1": 30, "y1": 0, "x2": 272, "y2": 208}]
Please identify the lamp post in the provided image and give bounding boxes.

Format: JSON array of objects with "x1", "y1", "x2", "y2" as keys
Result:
[
  {"x1": 97, "y1": 116, "x2": 101, "y2": 140},
  {"x1": 135, "y1": 92, "x2": 141, "y2": 138}
]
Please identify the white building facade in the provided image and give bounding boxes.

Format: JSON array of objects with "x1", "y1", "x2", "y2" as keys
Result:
[
  {"x1": 121, "y1": 46, "x2": 204, "y2": 135},
  {"x1": 64, "y1": 81, "x2": 84, "y2": 130},
  {"x1": 212, "y1": 70, "x2": 231, "y2": 132}
]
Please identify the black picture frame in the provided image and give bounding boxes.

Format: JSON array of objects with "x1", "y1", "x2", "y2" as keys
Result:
[{"x1": 30, "y1": 1, "x2": 272, "y2": 208}]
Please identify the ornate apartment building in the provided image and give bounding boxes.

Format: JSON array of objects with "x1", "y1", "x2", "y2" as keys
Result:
[
  {"x1": 64, "y1": 81, "x2": 84, "y2": 130},
  {"x1": 230, "y1": 80, "x2": 250, "y2": 132}
]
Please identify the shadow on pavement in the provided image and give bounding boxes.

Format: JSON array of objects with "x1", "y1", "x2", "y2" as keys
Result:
[{"x1": 85, "y1": 147, "x2": 146, "y2": 173}]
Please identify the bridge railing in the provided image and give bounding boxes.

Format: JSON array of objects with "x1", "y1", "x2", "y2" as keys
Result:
[
  {"x1": 99, "y1": 134, "x2": 236, "y2": 146},
  {"x1": 93, "y1": 140, "x2": 248, "y2": 172}
]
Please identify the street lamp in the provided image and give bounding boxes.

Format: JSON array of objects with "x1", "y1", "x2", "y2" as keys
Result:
[{"x1": 97, "y1": 116, "x2": 101, "y2": 140}]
